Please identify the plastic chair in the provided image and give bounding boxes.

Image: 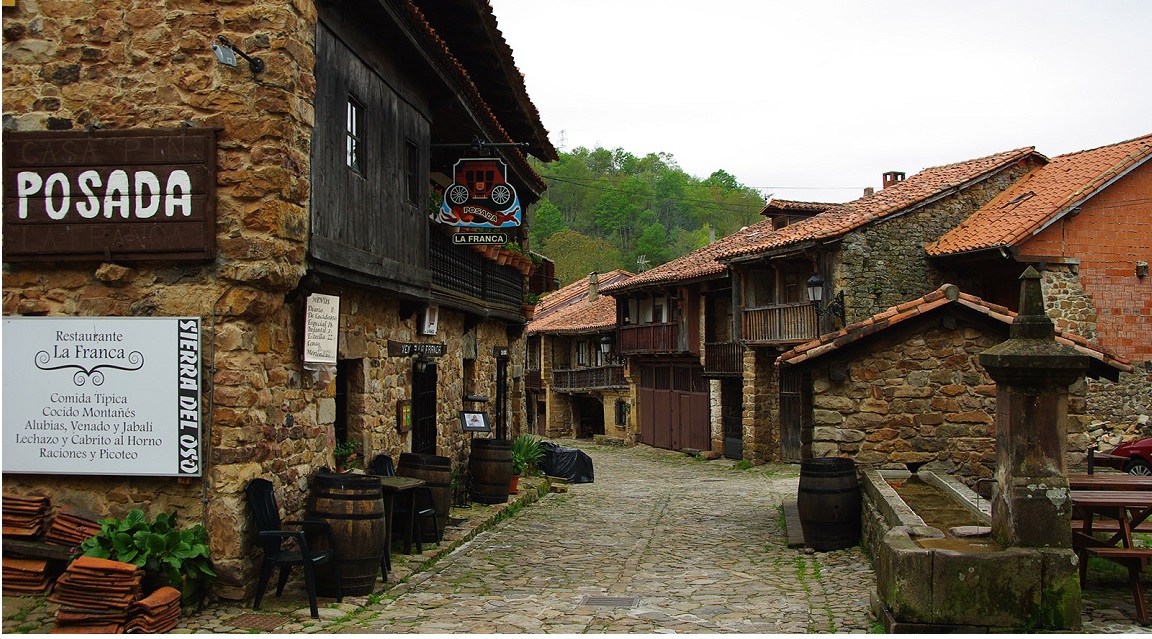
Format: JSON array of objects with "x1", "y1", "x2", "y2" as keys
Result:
[
  {"x1": 371, "y1": 454, "x2": 441, "y2": 552},
  {"x1": 244, "y1": 478, "x2": 343, "y2": 618}
]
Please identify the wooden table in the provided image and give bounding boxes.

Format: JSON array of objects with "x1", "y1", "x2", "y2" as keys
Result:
[
  {"x1": 1069, "y1": 473, "x2": 1152, "y2": 491},
  {"x1": 378, "y1": 476, "x2": 426, "y2": 578},
  {"x1": 1071, "y1": 489, "x2": 1152, "y2": 625}
]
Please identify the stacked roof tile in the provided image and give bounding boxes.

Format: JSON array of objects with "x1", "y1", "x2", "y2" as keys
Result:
[
  {"x1": 528, "y1": 270, "x2": 632, "y2": 334},
  {"x1": 719, "y1": 147, "x2": 1039, "y2": 262},
  {"x1": 927, "y1": 133, "x2": 1152, "y2": 256},
  {"x1": 603, "y1": 146, "x2": 1040, "y2": 295}
]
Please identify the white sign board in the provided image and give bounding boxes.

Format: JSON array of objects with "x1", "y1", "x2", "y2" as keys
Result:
[
  {"x1": 304, "y1": 294, "x2": 339, "y2": 364},
  {"x1": 2, "y1": 317, "x2": 201, "y2": 477}
]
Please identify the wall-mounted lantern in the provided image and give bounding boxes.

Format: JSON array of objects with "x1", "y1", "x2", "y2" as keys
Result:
[
  {"x1": 806, "y1": 273, "x2": 846, "y2": 326},
  {"x1": 599, "y1": 334, "x2": 613, "y2": 357}
]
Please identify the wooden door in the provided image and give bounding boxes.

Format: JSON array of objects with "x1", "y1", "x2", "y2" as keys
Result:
[
  {"x1": 780, "y1": 369, "x2": 802, "y2": 462},
  {"x1": 412, "y1": 362, "x2": 438, "y2": 455}
]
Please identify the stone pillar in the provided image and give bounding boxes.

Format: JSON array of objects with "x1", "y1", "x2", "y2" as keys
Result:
[{"x1": 979, "y1": 267, "x2": 1088, "y2": 548}]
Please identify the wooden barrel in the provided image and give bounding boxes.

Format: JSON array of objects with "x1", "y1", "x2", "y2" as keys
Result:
[
  {"x1": 397, "y1": 452, "x2": 452, "y2": 542},
  {"x1": 469, "y1": 438, "x2": 513, "y2": 505},
  {"x1": 307, "y1": 473, "x2": 386, "y2": 596},
  {"x1": 796, "y1": 457, "x2": 861, "y2": 551}
]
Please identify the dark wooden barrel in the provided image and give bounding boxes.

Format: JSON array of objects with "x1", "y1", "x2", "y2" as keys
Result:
[
  {"x1": 397, "y1": 452, "x2": 452, "y2": 542},
  {"x1": 307, "y1": 473, "x2": 386, "y2": 596},
  {"x1": 796, "y1": 457, "x2": 861, "y2": 551},
  {"x1": 469, "y1": 438, "x2": 513, "y2": 504}
]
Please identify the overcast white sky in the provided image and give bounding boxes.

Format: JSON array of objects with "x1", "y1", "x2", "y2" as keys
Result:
[{"x1": 488, "y1": 0, "x2": 1152, "y2": 203}]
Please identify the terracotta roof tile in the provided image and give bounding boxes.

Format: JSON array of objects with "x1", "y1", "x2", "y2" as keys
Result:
[
  {"x1": 601, "y1": 221, "x2": 776, "y2": 293},
  {"x1": 927, "y1": 133, "x2": 1152, "y2": 256},
  {"x1": 527, "y1": 270, "x2": 632, "y2": 334},
  {"x1": 777, "y1": 284, "x2": 1132, "y2": 376},
  {"x1": 759, "y1": 198, "x2": 836, "y2": 216},
  {"x1": 719, "y1": 147, "x2": 1039, "y2": 261}
]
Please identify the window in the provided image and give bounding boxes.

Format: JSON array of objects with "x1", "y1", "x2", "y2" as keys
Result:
[
  {"x1": 576, "y1": 341, "x2": 588, "y2": 367},
  {"x1": 346, "y1": 96, "x2": 364, "y2": 174},
  {"x1": 404, "y1": 139, "x2": 419, "y2": 205},
  {"x1": 615, "y1": 399, "x2": 628, "y2": 426}
]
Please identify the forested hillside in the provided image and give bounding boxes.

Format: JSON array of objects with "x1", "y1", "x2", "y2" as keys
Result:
[{"x1": 528, "y1": 147, "x2": 766, "y2": 285}]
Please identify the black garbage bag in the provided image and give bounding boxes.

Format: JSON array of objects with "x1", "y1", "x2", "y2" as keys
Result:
[{"x1": 538, "y1": 441, "x2": 594, "y2": 483}]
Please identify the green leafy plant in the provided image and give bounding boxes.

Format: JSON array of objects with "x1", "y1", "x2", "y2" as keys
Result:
[
  {"x1": 77, "y1": 509, "x2": 216, "y2": 609},
  {"x1": 523, "y1": 291, "x2": 542, "y2": 306},
  {"x1": 334, "y1": 438, "x2": 362, "y2": 470},
  {"x1": 511, "y1": 434, "x2": 545, "y2": 477}
]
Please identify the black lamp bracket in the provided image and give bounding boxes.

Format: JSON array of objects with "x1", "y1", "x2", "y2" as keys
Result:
[
  {"x1": 815, "y1": 290, "x2": 847, "y2": 326},
  {"x1": 215, "y1": 35, "x2": 265, "y2": 78}
]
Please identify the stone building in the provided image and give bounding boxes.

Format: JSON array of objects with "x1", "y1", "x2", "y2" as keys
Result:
[
  {"x1": 776, "y1": 284, "x2": 1130, "y2": 485},
  {"x1": 526, "y1": 270, "x2": 634, "y2": 442},
  {"x1": 2, "y1": 0, "x2": 555, "y2": 601},
  {"x1": 927, "y1": 133, "x2": 1152, "y2": 432}
]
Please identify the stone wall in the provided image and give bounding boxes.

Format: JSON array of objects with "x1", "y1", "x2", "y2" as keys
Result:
[
  {"x1": 1, "y1": 0, "x2": 526, "y2": 602},
  {"x1": 837, "y1": 160, "x2": 1041, "y2": 323},
  {"x1": 802, "y1": 316, "x2": 1100, "y2": 487},
  {"x1": 743, "y1": 348, "x2": 779, "y2": 463}
]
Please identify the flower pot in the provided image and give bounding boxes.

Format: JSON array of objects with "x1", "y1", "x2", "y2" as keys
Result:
[{"x1": 510, "y1": 475, "x2": 520, "y2": 494}]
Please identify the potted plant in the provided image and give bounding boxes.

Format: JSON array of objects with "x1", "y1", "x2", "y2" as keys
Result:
[
  {"x1": 76, "y1": 509, "x2": 216, "y2": 610},
  {"x1": 334, "y1": 438, "x2": 362, "y2": 472},
  {"x1": 510, "y1": 434, "x2": 544, "y2": 493}
]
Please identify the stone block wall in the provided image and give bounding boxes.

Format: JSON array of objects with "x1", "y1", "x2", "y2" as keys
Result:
[
  {"x1": 743, "y1": 347, "x2": 779, "y2": 463},
  {"x1": 837, "y1": 160, "x2": 1041, "y2": 323}
]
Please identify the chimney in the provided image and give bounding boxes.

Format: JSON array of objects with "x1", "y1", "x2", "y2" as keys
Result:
[
  {"x1": 587, "y1": 271, "x2": 599, "y2": 302},
  {"x1": 863, "y1": 187, "x2": 875, "y2": 197},
  {"x1": 882, "y1": 171, "x2": 905, "y2": 189}
]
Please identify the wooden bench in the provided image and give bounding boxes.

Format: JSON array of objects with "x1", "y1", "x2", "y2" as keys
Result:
[
  {"x1": 1072, "y1": 520, "x2": 1152, "y2": 534},
  {"x1": 1082, "y1": 546, "x2": 1152, "y2": 625}
]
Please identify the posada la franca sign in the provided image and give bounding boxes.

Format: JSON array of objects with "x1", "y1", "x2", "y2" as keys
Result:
[
  {"x1": 433, "y1": 157, "x2": 521, "y2": 228},
  {"x1": 2, "y1": 317, "x2": 202, "y2": 477},
  {"x1": 2, "y1": 128, "x2": 217, "y2": 261}
]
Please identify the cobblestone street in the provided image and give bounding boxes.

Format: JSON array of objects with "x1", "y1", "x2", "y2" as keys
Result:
[{"x1": 4, "y1": 441, "x2": 1149, "y2": 633}]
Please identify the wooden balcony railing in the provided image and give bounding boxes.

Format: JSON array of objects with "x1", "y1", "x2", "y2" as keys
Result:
[
  {"x1": 703, "y1": 342, "x2": 745, "y2": 377},
  {"x1": 552, "y1": 365, "x2": 626, "y2": 391},
  {"x1": 525, "y1": 368, "x2": 542, "y2": 391},
  {"x1": 618, "y1": 322, "x2": 680, "y2": 354},
  {"x1": 741, "y1": 302, "x2": 819, "y2": 344}
]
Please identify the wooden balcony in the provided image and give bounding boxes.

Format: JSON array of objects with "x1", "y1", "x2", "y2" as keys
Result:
[
  {"x1": 525, "y1": 368, "x2": 542, "y2": 391},
  {"x1": 703, "y1": 342, "x2": 744, "y2": 377},
  {"x1": 552, "y1": 365, "x2": 627, "y2": 391},
  {"x1": 618, "y1": 322, "x2": 680, "y2": 354},
  {"x1": 741, "y1": 302, "x2": 818, "y2": 344}
]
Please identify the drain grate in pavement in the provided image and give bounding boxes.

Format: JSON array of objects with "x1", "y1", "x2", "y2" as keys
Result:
[
  {"x1": 580, "y1": 595, "x2": 640, "y2": 608},
  {"x1": 227, "y1": 613, "x2": 288, "y2": 631}
]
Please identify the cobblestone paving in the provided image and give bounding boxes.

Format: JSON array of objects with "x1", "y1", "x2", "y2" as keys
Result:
[{"x1": 3, "y1": 441, "x2": 1149, "y2": 633}]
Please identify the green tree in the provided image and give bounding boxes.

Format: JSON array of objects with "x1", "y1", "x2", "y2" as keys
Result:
[
  {"x1": 529, "y1": 199, "x2": 567, "y2": 245},
  {"x1": 539, "y1": 229, "x2": 623, "y2": 286},
  {"x1": 633, "y1": 221, "x2": 670, "y2": 266}
]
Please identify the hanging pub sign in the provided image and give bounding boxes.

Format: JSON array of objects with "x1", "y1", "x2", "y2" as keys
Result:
[
  {"x1": 2, "y1": 316, "x2": 202, "y2": 477},
  {"x1": 433, "y1": 157, "x2": 521, "y2": 228},
  {"x1": 2, "y1": 128, "x2": 217, "y2": 262}
]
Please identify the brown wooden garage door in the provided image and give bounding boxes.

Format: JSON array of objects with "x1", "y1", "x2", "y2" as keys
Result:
[{"x1": 639, "y1": 363, "x2": 709, "y2": 451}]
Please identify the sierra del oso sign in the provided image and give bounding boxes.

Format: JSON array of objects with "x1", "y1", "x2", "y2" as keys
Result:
[{"x1": 3, "y1": 128, "x2": 217, "y2": 261}]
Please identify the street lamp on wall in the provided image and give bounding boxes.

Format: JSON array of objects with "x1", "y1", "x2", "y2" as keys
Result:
[
  {"x1": 806, "y1": 273, "x2": 846, "y2": 327},
  {"x1": 599, "y1": 334, "x2": 613, "y2": 357}
]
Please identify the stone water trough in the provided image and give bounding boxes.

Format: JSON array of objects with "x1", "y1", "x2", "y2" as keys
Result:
[{"x1": 862, "y1": 468, "x2": 1081, "y2": 632}]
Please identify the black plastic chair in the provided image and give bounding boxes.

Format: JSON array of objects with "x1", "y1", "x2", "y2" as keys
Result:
[
  {"x1": 371, "y1": 454, "x2": 441, "y2": 552},
  {"x1": 244, "y1": 478, "x2": 343, "y2": 619}
]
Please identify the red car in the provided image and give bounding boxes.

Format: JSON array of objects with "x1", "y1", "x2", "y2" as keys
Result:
[{"x1": 1108, "y1": 437, "x2": 1152, "y2": 475}]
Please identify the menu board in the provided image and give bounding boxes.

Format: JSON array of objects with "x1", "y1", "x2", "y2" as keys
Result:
[{"x1": 2, "y1": 316, "x2": 201, "y2": 476}]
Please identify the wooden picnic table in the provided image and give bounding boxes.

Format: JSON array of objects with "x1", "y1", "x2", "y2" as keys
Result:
[
  {"x1": 1071, "y1": 489, "x2": 1152, "y2": 625},
  {"x1": 1069, "y1": 473, "x2": 1152, "y2": 491}
]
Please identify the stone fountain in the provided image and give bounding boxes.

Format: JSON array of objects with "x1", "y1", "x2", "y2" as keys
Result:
[{"x1": 867, "y1": 267, "x2": 1088, "y2": 631}]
